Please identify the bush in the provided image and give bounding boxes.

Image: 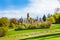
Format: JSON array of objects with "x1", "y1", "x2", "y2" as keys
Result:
[
  {"x1": 45, "y1": 21, "x2": 52, "y2": 28},
  {"x1": 10, "y1": 23, "x2": 16, "y2": 29},
  {"x1": 40, "y1": 21, "x2": 52, "y2": 28},
  {"x1": 28, "y1": 23, "x2": 36, "y2": 29},
  {"x1": 15, "y1": 22, "x2": 41, "y2": 30},
  {"x1": 28, "y1": 21, "x2": 41, "y2": 29},
  {"x1": 40, "y1": 22, "x2": 46, "y2": 28},
  {"x1": 0, "y1": 27, "x2": 6, "y2": 37},
  {"x1": 15, "y1": 21, "x2": 51, "y2": 30},
  {"x1": 35, "y1": 21, "x2": 41, "y2": 28},
  {"x1": 23, "y1": 23, "x2": 29, "y2": 29},
  {"x1": 16, "y1": 23, "x2": 25, "y2": 30},
  {"x1": 15, "y1": 23, "x2": 29, "y2": 30}
]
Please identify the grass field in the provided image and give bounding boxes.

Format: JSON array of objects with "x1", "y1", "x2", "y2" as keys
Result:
[
  {"x1": 50, "y1": 24, "x2": 60, "y2": 29},
  {"x1": 25, "y1": 33, "x2": 60, "y2": 40},
  {"x1": 0, "y1": 24, "x2": 60, "y2": 40}
]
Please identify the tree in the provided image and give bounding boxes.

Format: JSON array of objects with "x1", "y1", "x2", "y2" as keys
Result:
[
  {"x1": 53, "y1": 13, "x2": 60, "y2": 23},
  {"x1": 42, "y1": 15, "x2": 46, "y2": 21},
  {"x1": 10, "y1": 18, "x2": 18, "y2": 24},
  {"x1": 0, "y1": 27, "x2": 6, "y2": 37},
  {"x1": 0, "y1": 17, "x2": 10, "y2": 27},
  {"x1": 46, "y1": 16, "x2": 55, "y2": 23},
  {"x1": 57, "y1": 13, "x2": 60, "y2": 23},
  {"x1": 47, "y1": 14, "x2": 52, "y2": 18},
  {"x1": 58, "y1": 16, "x2": 60, "y2": 23},
  {"x1": 0, "y1": 17, "x2": 10, "y2": 37}
]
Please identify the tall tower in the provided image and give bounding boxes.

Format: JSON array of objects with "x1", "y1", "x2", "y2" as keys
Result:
[
  {"x1": 27, "y1": 13, "x2": 30, "y2": 23},
  {"x1": 27, "y1": 13, "x2": 30, "y2": 20}
]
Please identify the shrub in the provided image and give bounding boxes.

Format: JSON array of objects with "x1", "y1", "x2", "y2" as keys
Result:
[
  {"x1": 34, "y1": 21, "x2": 41, "y2": 28},
  {"x1": 15, "y1": 23, "x2": 29, "y2": 30},
  {"x1": 0, "y1": 27, "x2": 6, "y2": 37},
  {"x1": 45, "y1": 21, "x2": 52, "y2": 28},
  {"x1": 28, "y1": 21, "x2": 41, "y2": 29},
  {"x1": 23, "y1": 23, "x2": 29, "y2": 29},
  {"x1": 10, "y1": 23, "x2": 16, "y2": 29},
  {"x1": 40, "y1": 22, "x2": 46, "y2": 28},
  {"x1": 40, "y1": 21, "x2": 52, "y2": 28},
  {"x1": 16, "y1": 23, "x2": 25, "y2": 30},
  {"x1": 28, "y1": 23, "x2": 36, "y2": 29}
]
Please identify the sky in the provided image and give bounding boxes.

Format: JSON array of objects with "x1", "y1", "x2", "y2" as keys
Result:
[{"x1": 0, "y1": 0, "x2": 60, "y2": 18}]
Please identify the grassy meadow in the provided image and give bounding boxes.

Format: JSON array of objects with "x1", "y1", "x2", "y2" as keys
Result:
[{"x1": 0, "y1": 24, "x2": 60, "y2": 40}]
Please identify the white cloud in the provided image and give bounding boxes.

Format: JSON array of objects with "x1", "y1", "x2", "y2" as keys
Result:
[
  {"x1": 0, "y1": 0, "x2": 60, "y2": 18},
  {"x1": 26, "y1": 0, "x2": 60, "y2": 16}
]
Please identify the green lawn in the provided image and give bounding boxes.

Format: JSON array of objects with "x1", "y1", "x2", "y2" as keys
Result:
[
  {"x1": 0, "y1": 24, "x2": 60, "y2": 40},
  {"x1": 25, "y1": 33, "x2": 60, "y2": 40},
  {"x1": 50, "y1": 24, "x2": 60, "y2": 29},
  {"x1": 6, "y1": 24, "x2": 60, "y2": 36}
]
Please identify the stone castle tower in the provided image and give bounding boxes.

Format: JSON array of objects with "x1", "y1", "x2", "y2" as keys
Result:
[
  {"x1": 27, "y1": 13, "x2": 30, "y2": 23},
  {"x1": 27, "y1": 13, "x2": 30, "y2": 20}
]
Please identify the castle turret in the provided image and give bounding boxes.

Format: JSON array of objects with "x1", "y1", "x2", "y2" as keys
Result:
[
  {"x1": 27, "y1": 13, "x2": 30, "y2": 23},
  {"x1": 27, "y1": 13, "x2": 29, "y2": 20}
]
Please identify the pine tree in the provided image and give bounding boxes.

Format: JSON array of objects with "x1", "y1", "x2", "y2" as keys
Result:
[{"x1": 42, "y1": 15, "x2": 46, "y2": 21}]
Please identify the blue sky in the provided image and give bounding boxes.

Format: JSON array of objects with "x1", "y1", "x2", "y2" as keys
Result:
[
  {"x1": 0, "y1": 0, "x2": 60, "y2": 18},
  {"x1": 0, "y1": 0, "x2": 30, "y2": 10}
]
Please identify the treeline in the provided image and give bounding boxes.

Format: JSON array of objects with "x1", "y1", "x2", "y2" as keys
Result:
[
  {"x1": 0, "y1": 13, "x2": 60, "y2": 37},
  {"x1": 43, "y1": 13, "x2": 60, "y2": 24}
]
